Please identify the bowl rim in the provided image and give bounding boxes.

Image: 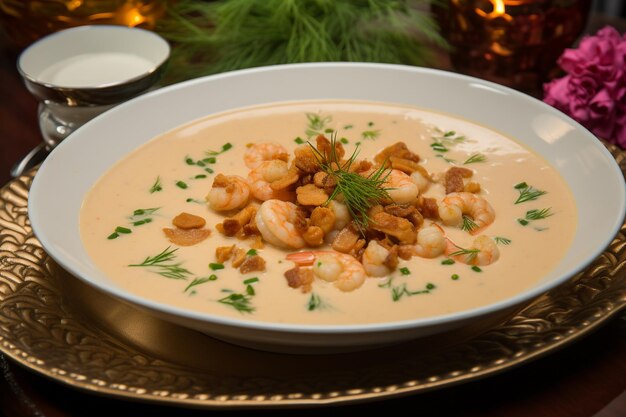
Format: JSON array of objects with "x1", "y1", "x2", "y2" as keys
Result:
[{"x1": 29, "y1": 62, "x2": 626, "y2": 335}]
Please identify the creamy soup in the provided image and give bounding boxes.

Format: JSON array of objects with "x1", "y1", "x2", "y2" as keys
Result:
[{"x1": 80, "y1": 101, "x2": 577, "y2": 325}]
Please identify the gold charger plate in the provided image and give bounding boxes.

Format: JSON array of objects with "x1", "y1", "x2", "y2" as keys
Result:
[{"x1": 0, "y1": 144, "x2": 625, "y2": 409}]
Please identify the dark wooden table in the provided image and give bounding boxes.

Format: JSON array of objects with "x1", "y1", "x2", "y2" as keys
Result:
[{"x1": 1, "y1": 16, "x2": 625, "y2": 417}]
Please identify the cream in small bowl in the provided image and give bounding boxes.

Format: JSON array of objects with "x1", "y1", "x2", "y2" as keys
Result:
[{"x1": 28, "y1": 64, "x2": 626, "y2": 353}]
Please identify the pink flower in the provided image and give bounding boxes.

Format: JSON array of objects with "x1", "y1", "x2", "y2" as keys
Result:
[{"x1": 543, "y1": 26, "x2": 626, "y2": 148}]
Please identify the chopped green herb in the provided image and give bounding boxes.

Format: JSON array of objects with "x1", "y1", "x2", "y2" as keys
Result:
[
  {"x1": 195, "y1": 160, "x2": 206, "y2": 167},
  {"x1": 246, "y1": 284, "x2": 255, "y2": 296},
  {"x1": 435, "y1": 154, "x2": 456, "y2": 163},
  {"x1": 186, "y1": 198, "x2": 203, "y2": 203},
  {"x1": 185, "y1": 157, "x2": 195, "y2": 165},
  {"x1": 128, "y1": 247, "x2": 193, "y2": 280},
  {"x1": 391, "y1": 283, "x2": 432, "y2": 302},
  {"x1": 206, "y1": 142, "x2": 234, "y2": 156},
  {"x1": 518, "y1": 219, "x2": 530, "y2": 226},
  {"x1": 206, "y1": 157, "x2": 217, "y2": 164},
  {"x1": 343, "y1": 124, "x2": 353, "y2": 130},
  {"x1": 218, "y1": 293, "x2": 254, "y2": 313},
  {"x1": 209, "y1": 263, "x2": 225, "y2": 271},
  {"x1": 132, "y1": 208, "x2": 160, "y2": 217},
  {"x1": 107, "y1": 232, "x2": 119, "y2": 240},
  {"x1": 246, "y1": 249, "x2": 257, "y2": 256},
  {"x1": 441, "y1": 259, "x2": 455, "y2": 265},
  {"x1": 149, "y1": 176, "x2": 162, "y2": 193},
  {"x1": 294, "y1": 137, "x2": 305, "y2": 144},
  {"x1": 184, "y1": 276, "x2": 213, "y2": 293},
  {"x1": 494, "y1": 237, "x2": 512, "y2": 245},
  {"x1": 399, "y1": 267, "x2": 411, "y2": 275},
  {"x1": 444, "y1": 130, "x2": 455, "y2": 137},
  {"x1": 324, "y1": 128, "x2": 334, "y2": 133},
  {"x1": 132, "y1": 219, "x2": 152, "y2": 226},
  {"x1": 463, "y1": 154, "x2": 486, "y2": 164},
  {"x1": 305, "y1": 113, "x2": 332, "y2": 138},
  {"x1": 514, "y1": 183, "x2": 547, "y2": 204},
  {"x1": 368, "y1": 121, "x2": 375, "y2": 127},
  {"x1": 430, "y1": 142, "x2": 449, "y2": 153},
  {"x1": 340, "y1": 137, "x2": 349, "y2": 144},
  {"x1": 471, "y1": 266, "x2": 482, "y2": 272},
  {"x1": 209, "y1": 274, "x2": 218, "y2": 281},
  {"x1": 204, "y1": 167, "x2": 214, "y2": 174},
  {"x1": 194, "y1": 174, "x2": 207, "y2": 179},
  {"x1": 176, "y1": 181, "x2": 188, "y2": 189},
  {"x1": 243, "y1": 277, "x2": 259, "y2": 285},
  {"x1": 115, "y1": 226, "x2": 132, "y2": 234},
  {"x1": 307, "y1": 293, "x2": 324, "y2": 311},
  {"x1": 451, "y1": 274, "x2": 460, "y2": 280},
  {"x1": 426, "y1": 283, "x2": 436, "y2": 290},
  {"x1": 361, "y1": 130, "x2": 380, "y2": 140}
]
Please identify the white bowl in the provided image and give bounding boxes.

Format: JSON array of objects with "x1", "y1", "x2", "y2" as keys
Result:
[{"x1": 28, "y1": 63, "x2": 625, "y2": 353}]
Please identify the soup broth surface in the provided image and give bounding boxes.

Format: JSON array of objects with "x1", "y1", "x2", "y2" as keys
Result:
[{"x1": 80, "y1": 101, "x2": 577, "y2": 325}]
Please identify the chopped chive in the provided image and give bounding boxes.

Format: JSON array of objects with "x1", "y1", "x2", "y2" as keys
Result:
[
  {"x1": 204, "y1": 167, "x2": 214, "y2": 174},
  {"x1": 361, "y1": 130, "x2": 380, "y2": 140},
  {"x1": 399, "y1": 267, "x2": 411, "y2": 275},
  {"x1": 115, "y1": 226, "x2": 132, "y2": 234},
  {"x1": 471, "y1": 266, "x2": 482, "y2": 272},
  {"x1": 195, "y1": 160, "x2": 206, "y2": 167},
  {"x1": 368, "y1": 121, "x2": 374, "y2": 127},
  {"x1": 107, "y1": 232, "x2": 119, "y2": 240},
  {"x1": 194, "y1": 174, "x2": 207, "y2": 179},
  {"x1": 444, "y1": 130, "x2": 455, "y2": 137},
  {"x1": 206, "y1": 157, "x2": 217, "y2": 164},
  {"x1": 441, "y1": 259, "x2": 455, "y2": 265},
  {"x1": 246, "y1": 285, "x2": 255, "y2": 296},
  {"x1": 294, "y1": 137, "x2": 305, "y2": 144},
  {"x1": 209, "y1": 263, "x2": 224, "y2": 270},
  {"x1": 514, "y1": 182, "x2": 528, "y2": 190},
  {"x1": 132, "y1": 220, "x2": 146, "y2": 226},
  {"x1": 222, "y1": 143, "x2": 233, "y2": 152},
  {"x1": 149, "y1": 176, "x2": 162, "y2": 193},
  {"x1": 451, "y1": 274, "x2": 460, "y2": 280},
  {"x1": 132, "y1": 207, "x2": 159, "y2": 216},
  {"x1": 209, "y1": 274, "x2": 218, "y2": 281},
  {"x1": 185, "y1": 157, "x2": 195, "y2": 165},
  {"x1": 176, "y1": 181, "x2": 188, "y2": 189},
  {"x1": 246, "y1": 249, "x2": 257, "y2": 256},
  {"x1": 343, "y1": 124, "x2": 353, "y2": 130},
  {"x1": 340, "y1": 137, "x2": 349, "y2": 144},
  {"x1": 426, "y1": 283, "x2": 436, "y2": 290},
  {"x1": 517, "y1": 218, "x2": 530, "y2": 226},
  {"x1": 324, "y1": 128, "x2": 334, "y2": 133},
  {"x1": 243, "y1": 277, "x2": 259, "y2": 285}
]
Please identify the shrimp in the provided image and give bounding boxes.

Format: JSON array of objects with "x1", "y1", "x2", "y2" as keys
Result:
[
  {"x1": 362, "y1": 240, "x2": 392, "y2": 277},
  {"x1": 438, "y1": 192, "x2": 495, "y2": 235},
  {"x1": 446, "y1": 235, "x2": 500, "y2": 266},
  {"x1": 255, "y1": 200, "x2": 305, "y2": 249},
  {"x1": 413, "y1": 225, "x2": 446, "y2": 258},
  {"x1": 383, "y1": 169, "x2": 419, "y2": 205},
  {"x1": 247, "y1": 160, "x2": 294, "y2": 201},
  {"x1": 286, "y1": 251, "x2": 366, "y2": 292},
  {"x1": 410, "y1": 170, "x2": 430, "y2": 193},
  {"x1": 244, "y1": 143, "x2": 289, "y2": 169},
  {"x1": 328, "y1": 200, "x2": 350, "y2": 230},
  {"x1": 206, "y1": 174, "x2": 250, "y2": 211}
]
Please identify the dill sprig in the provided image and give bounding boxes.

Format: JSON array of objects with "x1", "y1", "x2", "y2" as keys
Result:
[
  {"x1": 307, "y1": 293, "x2": 330, "y2": 311},
  {"x1": 309, "y1": 134, "x2": 391, "y2": 232},
  {"x1": 514, "y1": 182, "x2": 547, "y2": 204},
  {"x1": 517, "y1": 208, "x2": 553, "y2": 226},
  {"x1": 128, "y1": 247, "x2": 193, "y2": 280},
  {"x1": 149, "y1": 176, "x2": 162, "y2": 193},
  {"x1": 305, "y1": 113, "x2": 332, "y2": 138},
  {"x1": 156, "y1": 0, "x2": 447, "y2": 83},
  {"x1": 218, "y1": 292, "x2": 255, "y2": 313},
  {"x1": 448, "y1": 245, "x2": 480, "y2": 263},
  {"x1": 463, "y1": 154, "x2": 486, "y2": 164},
  {"x1": 461, "y1": 215, "x2": 478, "y2": 233},
  {"x1": 494, "y1": 236, "x2": 512, "y2": 245}
]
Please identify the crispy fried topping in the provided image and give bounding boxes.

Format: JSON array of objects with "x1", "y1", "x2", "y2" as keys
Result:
[{"x1": 163, "y1": 228, "x2": 211, "y2": 246}]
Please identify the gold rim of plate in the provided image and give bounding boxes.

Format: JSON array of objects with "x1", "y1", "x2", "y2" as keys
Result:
[{"x1": 1, "y1": 144, "x2": 625, "y2": 409}]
